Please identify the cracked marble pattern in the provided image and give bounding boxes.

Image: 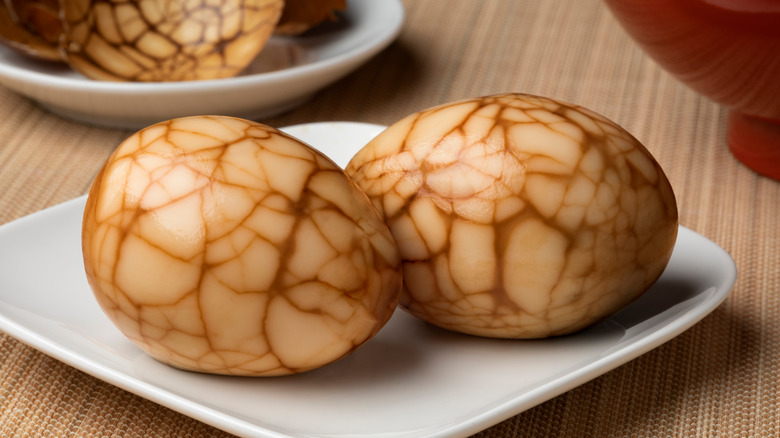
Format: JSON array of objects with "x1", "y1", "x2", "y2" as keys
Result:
[
  {"x1": 82, "y1": 116, "x2": 402, "y2": 375},
  {"x1": 61, "y1": 0, "x2": 283, "y2": 81},
  {"x1": 346, "y1": 93, "x2": 678, "y2": 338}
]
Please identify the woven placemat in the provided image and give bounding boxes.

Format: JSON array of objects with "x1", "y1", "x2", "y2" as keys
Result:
[{"x1": 1, "y1": 0, "x2": 778, "y2": 436}]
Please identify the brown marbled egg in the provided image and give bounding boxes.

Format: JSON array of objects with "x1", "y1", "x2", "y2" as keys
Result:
[
  {"x1": 274, "y1": 0, "x2": 346, "y2": 36},
  {"x1": 346, "y1": 93, "x2": 679, "y2": 339},
  {"x1": 0, "y1": 0, "x2": 63, "y2": 61},
  {"x1": 61, "y1": 0, "x2": 284, "y2": 81},
  {"x1": 82, "y1": 116, "x2": 402, "y2": 376}
]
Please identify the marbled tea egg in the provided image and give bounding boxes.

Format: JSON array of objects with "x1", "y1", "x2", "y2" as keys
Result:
[
  {"x1": 274, "y1": 0, "x2": 346, "y2": 36},
  {"x1": 346, "y1": 93, "x2": 678, "y2": 339},
  {"x1": 61, "y1": 0, "x2": 284, "y2": 81},
  {"x1": 0, "y1": 0, "x2": 63, "y2": 61},
  {"x1": 82, "y1": 116, "x2": 402, "y2": 376}
]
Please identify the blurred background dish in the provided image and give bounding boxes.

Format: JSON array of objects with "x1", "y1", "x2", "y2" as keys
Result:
[{"x1": 0, "y1": 0, "x2": 404, "y2": 129}]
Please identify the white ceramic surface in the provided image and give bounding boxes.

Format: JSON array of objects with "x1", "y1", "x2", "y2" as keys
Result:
[
  {"x1": 0, "y1": 122, "x2": 737, "y2": 438},
  {"x1": 0, "y1": 0, "x2": 403, "y2": 129}
]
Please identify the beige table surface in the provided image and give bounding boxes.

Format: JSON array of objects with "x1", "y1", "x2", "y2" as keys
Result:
[{"x1": 1, "y1": 0, "x2": 778, "y2": 436}]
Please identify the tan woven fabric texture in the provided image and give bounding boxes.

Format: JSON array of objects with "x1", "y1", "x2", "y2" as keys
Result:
[{"x1": 1, "y1": 0, "x2": 778, "y2": 436}]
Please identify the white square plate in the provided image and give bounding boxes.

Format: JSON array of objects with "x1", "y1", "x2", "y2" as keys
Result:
[{"x1": 0, "y1": 122, "x2": 737, "y2": 437}]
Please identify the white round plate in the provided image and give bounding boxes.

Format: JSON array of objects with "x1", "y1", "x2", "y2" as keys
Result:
[{"x1": 0, "y1": 0, "x2": 404, "y2": 129}]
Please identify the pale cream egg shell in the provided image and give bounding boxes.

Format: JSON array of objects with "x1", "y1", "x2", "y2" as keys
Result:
[
  {"x1": 82, "y1": 116, "x2": 402, "y2": 376},
  {"x1": 345, "y1": 93, "x2": 679, "y2": 339}
]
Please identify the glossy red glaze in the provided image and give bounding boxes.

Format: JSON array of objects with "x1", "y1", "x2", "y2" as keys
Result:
[{"x1": 604, "y1": 0, "x2": 780, "y2": 180}]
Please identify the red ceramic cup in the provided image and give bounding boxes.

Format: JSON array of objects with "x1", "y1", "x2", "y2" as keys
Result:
[{"x1": 603, "y1": 0, "x2": 780, "y2": 180}]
